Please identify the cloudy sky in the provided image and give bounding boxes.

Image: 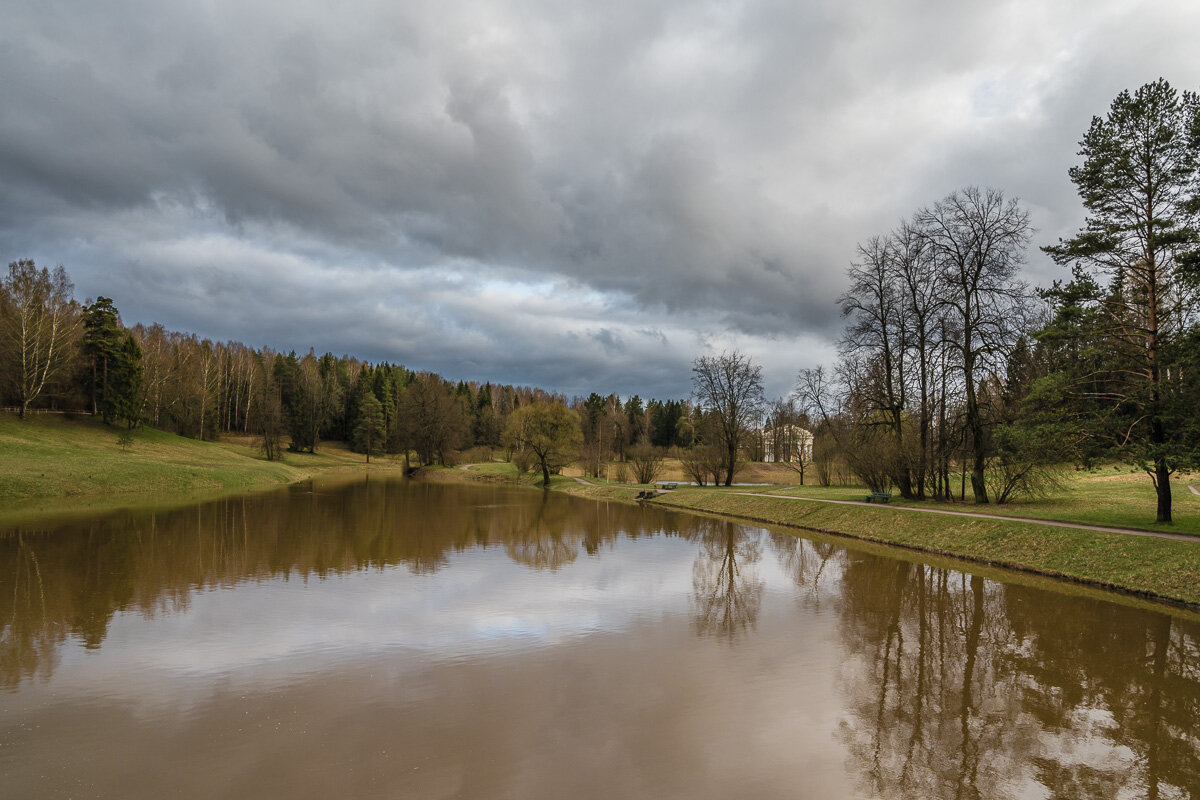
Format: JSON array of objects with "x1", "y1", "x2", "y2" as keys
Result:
[{"x1": 2, "y1": 0, "x2": 1198, "y2": 398}]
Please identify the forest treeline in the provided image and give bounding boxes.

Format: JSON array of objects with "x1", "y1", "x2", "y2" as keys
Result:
[
  {"x1": 0, "y1": 259, "x2": 809, "y2": 490},
  {"x1": 0, "y1": 267, "x2": 716, "y2": 468}
]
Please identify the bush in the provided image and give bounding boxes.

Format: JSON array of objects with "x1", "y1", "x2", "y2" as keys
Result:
[
  {"x1": 629, "y1": 443, "x2": 665, "y2": 484},
  {"x1": 680, "y1": 444, "x2": 725, "y2": 486},
  {"x1": 513, "y1": 449, "x2": 535, "y2": 476},
  {"x1": 459, "y1": 445, "x2": 495, "y2": 464}
]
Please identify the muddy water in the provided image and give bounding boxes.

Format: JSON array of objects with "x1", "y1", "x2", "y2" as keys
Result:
[{"x1": 1, "y1": 478, "x2": 1198, "y2": 799}]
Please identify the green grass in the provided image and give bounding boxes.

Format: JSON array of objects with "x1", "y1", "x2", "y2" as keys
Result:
[
  {"x1": 456, "y1": 461, "x2": 592, "y2": 490},
  {"x1": 11, "y1": 421, "x2": 1197, "y2": 605},
  {"x1": 745, "y1": 467, "x2": 1200, "y2": 536},
  {"x1": 0, "y1": 412, "x2": 401, "y2": 523},
  {"x1": 642, "y1": 488, "x2": 1200, "y2": 606}
]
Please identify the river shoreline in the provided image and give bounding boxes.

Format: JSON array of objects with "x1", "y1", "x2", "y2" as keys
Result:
[
  {"x1": 5, "y1": 414, "x2": 1199, "y2": 609},
  {"x1": 429, "y1": 467, "x2": 1200, "y2": 609},
  {"x1": 0, "y1": 412, "x2": 402, "y2": 525}
]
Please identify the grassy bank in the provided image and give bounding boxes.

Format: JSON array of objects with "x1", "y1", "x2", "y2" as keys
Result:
[
  {"x1": 7, "y1": 420, "x2": 1199, "y2": 607},
  {"x1": 742, "y1": 469, "x2": 1200, "y2": 537},
  {"x1": 566, "y1": 458, "x2": 1200, "y2": 536},
  {"x1": 448, "y1": 462, "x2": 1200, "y2": 607},
  {"x1": 642, "y1": 487, "x2": 1200, "y2": 606},
  {"x1": 0, "y1": 412, "x2": 400, "y2": 524}
]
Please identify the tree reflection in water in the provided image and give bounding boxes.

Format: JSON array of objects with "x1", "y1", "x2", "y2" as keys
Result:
[
  {"x1": 0, "y1": 479, "x2": 679, "y2": 688},
  {"x1": 769, "y1": 531, "x2": 837, "y2": 611},
  {"x1": 688, "y1": 519, "x2": 763, "y2": 641},
  {"x1": 832, "y1": 550, "x2": 1200, "y2": 799},
  {"x1": 502, "y1": 492, "x2": 579, "y2": 571}
]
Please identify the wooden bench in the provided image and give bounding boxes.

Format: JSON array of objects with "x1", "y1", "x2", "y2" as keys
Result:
[
  {"x1": 864, "y1": 492, "x2": 891, "y2": 503},
  {"x1": 656, "y1": 482, "x2": 680, "y2": 491}
]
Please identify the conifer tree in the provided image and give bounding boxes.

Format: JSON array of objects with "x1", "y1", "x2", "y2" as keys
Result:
[{"x1": 1043, "y1": 78, "x2": 1200, "y2": 523}]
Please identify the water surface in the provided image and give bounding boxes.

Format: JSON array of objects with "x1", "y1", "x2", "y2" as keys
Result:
[{"x1": 2, "y1": 478, "x2": 1197, "y2": 799}]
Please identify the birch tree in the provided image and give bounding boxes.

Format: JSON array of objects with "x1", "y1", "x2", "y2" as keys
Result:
[{"x1": 0, "y1": 260, "x2": 79, "y2": 417}]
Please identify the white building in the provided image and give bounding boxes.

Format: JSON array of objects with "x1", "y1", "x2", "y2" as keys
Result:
[{"x1": 761, "y1": 424, "x2": 813, "y2": 463}]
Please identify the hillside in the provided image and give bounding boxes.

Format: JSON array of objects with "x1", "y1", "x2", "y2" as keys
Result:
[{"x1": 0, "y1": 413, "x2": 396, "y2": 523}]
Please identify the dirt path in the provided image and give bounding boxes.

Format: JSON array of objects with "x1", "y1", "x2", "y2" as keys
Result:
[
  {"x1": 1190, "y1": 484, "x2": 1200, "y2": 497},
  {"x1": 722, "y1": 491, "x2": 1200, "y2": 544}
]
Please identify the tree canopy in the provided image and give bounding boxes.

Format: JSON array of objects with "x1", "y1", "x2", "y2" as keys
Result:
[{"x1": 502, "y1": 400, "x2": 582, "y2": 487}]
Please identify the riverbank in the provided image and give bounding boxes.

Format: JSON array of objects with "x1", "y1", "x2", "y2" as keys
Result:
[
  {"x1": 6, "y1": 418, "x2": 1199, "y2": 607},
  {"x1": 437, "y1": 465, "x2": 1200, "y2": 607},
  {"x1": 646, "y1": 488, "x2": 1200, "y2": 606},
  {"x1": 0, "y1": 412, "x2": 401, "y2": 524}
]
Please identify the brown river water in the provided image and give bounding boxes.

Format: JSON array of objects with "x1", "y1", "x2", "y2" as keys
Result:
[{"x1": 1, "y1": 478, "x2": 1198, "y2": 799}]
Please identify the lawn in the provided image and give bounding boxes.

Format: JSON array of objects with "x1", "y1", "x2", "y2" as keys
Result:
[
  {"x1": 0, "y1": 412, "x2": 401, "y2": 522},
  {"x1": 468, "y1": 456, "x2": 1199, "y2": 535},
  {"x1": 645, "y1": 488, "x2": 1200, "y2": 606},
  {"x1": 751, "y1": 467, "x2": 1200, "y2": 536}
]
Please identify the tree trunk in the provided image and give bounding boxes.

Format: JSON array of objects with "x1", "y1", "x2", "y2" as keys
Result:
[
  {"x1": 1154, "y1": 456, "x2": 1172, "y2": 524},
  {"x1": 90, "y1": 356, "x2": 98, "y2": 415},
  {"x1": 970, "y1": 442, "x2": 988, "y2": 505},
  {"x1": 964, "y1": 355, "x2": 989, "y2": 503},
  {"x1": 724, "y1": 441, "x2": 736, "y2": 487},
  {"x1": 542, "y1": 462, "x2": 551, "y2": 487}
]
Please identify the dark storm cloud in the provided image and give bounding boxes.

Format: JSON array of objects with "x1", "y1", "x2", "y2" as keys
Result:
[{"x1": 1, "y1": 0, "x2": 1198, "y2": 396}]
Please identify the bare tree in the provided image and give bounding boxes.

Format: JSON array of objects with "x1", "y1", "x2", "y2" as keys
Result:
[
  {"x1": 916, "y1": 187, "x2": 1032, "y2": 503},
  {"x1": 840, "y1": 235, "x2": 912, "y2": 496},
  {"x1": 0, "y1": 260, "x2": 79, "y2": 417},
  {"x1": 628, "y1": 443, "x2": 665, "y2": 484},
  {"x1": 889, "y1": 220, "x2": 944, "y2": 499},
  {"x1": 400, "y1": 373, "x2": 468, "y2": 465},
  {"x1": 691, "y1": 350, "x2": 764, "y2": 486},
  {"x1": 680, "y1": 444, "x2": 723, "y2": 486}
]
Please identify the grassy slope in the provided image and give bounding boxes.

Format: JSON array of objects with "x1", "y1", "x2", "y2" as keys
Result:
[
  {"x1": 452, "y1": 461, "x2": 1200, "y2": 606},
  {"x1": 639, "y1": 489, "x2": 1200, "y2": 605},
  {"x1": 743, "y1": 468, "x2": 1200, "y2": 536},
  {"x1": 0, "y1": 413, "x2": 400, "y2": 522},
  {"x1": 586, "y1": 457, "x2": 1200, "y2": 536}
]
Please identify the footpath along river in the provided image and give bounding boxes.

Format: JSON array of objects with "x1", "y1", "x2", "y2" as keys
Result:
[{"x1": 1, "y1": 477, "x2": 1197, "y2": 799}]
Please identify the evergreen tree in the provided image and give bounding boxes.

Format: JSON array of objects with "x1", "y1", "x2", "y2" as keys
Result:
[
  {"x1": 254, "y1": 372, "x2": 287, "y2": 461},
  {"x1": 352, "y1": 389, "x2": 386, "y2": 462},
  {"x1": 81, "y1": 297, "x2": 141, "y2": 426},
  {"x1": 1042, "y1": 78, "x2": 1200, "y2": 522},
  {"x1": 108, "y1": 332, "x2": 143, "y2": 428},
  {"x1": 81, "y1": 297, "x2": 122, "y2": 419}
]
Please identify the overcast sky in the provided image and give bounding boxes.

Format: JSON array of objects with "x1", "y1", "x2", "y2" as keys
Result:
[{"x1": 2, "y1": 1, "x2": 1198, "y2": 399}]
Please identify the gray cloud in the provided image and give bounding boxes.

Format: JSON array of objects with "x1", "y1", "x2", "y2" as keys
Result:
[{"x1": 2, "y1": 0, "x2": 1199, "y2": 397}]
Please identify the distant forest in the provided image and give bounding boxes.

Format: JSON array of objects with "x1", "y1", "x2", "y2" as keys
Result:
[{"x1": 0, "y1": 261, "x2": 711, "y2": 463}]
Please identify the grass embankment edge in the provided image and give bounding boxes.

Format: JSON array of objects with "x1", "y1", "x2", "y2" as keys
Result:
[
  {"x1": 645, "y1": 489, "x2": 1200, "y2": 608},
  {"x1": 441, "y1": 467, "x2": 1200, "y2": 608},
  {"x1": 0, "y1": 412, "x2": 405, "y2": 526}
]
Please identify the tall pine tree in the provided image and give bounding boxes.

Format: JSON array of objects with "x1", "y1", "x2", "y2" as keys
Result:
[{"x1": 1043, "y1": 79, "x2": 1200, "y2": 523}]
